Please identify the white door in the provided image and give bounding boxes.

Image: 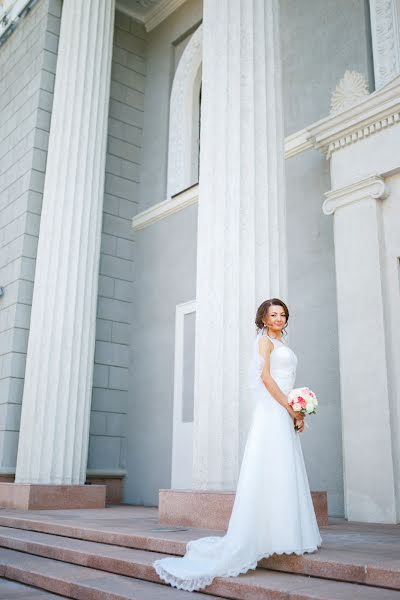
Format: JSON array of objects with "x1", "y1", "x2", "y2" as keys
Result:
[{"x1": 171, "y1": 300, "x2": 196, "y2": 489}]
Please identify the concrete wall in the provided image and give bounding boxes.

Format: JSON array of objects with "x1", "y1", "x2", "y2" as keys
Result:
[
  {"x1": 0, "y1": 0, "x2": 61, "y2": 472},
  {"x1": 125, "y1": 204, "x2": 197, "y2": 505},
  {"x1": 280, "y1": 0, "x2": 373, "y2": 516},
  {"x1": 88, "y1": 11, "x2": 145, "y2": 475},
  {"x1": 281, "y1": 0, "x2": 374, "y2": 134},
  {"x1": 122, "y1": 0, "x2": 202, "y2": 505}
]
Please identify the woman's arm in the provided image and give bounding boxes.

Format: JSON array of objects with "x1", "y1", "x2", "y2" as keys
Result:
[{"x1": 258, "y1": 337, "x2": 303, "y2": 422}]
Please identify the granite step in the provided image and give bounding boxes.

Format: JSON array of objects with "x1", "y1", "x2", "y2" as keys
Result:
[
  {"x1": 0, "y1": 548, "x2": 220, "y2": 600},
  {"x1": 0, "y1": 577, "x2": 67, "y2": 599},
  {"x1": 0, "y1": 527, "x2": 399, "y2": 599},
  {"x1": 0, "y1": 514, "x2": 398, "y2": 591},
  {"x1": 0, "y1": 545, "x2": 399, "y2": 600}
]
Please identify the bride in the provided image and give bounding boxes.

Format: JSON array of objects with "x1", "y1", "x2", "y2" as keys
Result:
[{"x1": 154, "y1": 298, "x2": 322, "y2": 592}]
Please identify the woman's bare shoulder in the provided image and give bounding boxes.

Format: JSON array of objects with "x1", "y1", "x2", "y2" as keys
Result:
[{"x1": 258, "y1": 335, "x2": 273, "y2": 358}]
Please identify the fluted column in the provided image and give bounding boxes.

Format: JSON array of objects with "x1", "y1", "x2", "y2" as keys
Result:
[
  {"x1": 15, "y1": 0, "x2": 115, "y2": 485},
  {"x1": 193, "y1": 0, "x2": 287, "y2": 489}
]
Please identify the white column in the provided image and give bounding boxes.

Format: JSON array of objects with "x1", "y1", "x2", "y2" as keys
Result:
[
  {"x1": 15, "y1": 0, "x2": 115, "y2": 485},
  {"x1": 323, "y1": 176, "x2": 397, "y2": 522},
  {"x1": 369, "y1": 0, "x2": 400, "y2": 88},
  {"x1": 193, "y1": 0, "x2": 287, "y2": 489}
]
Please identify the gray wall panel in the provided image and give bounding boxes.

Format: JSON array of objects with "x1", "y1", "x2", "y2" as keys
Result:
[{"x1": 125, "y1": 204, "x2": 197, "y2": 505}]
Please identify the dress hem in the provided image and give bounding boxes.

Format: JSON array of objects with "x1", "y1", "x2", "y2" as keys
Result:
[{"x1": 153, "y1": 539, "x2": 323, "y2": 592}]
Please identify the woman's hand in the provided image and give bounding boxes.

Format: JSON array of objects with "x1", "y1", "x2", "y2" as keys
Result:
[
  {"x1": 287, "y1": 406, "x2": 304, "y2": 421},
  {"x1": 286, "y1": 407, "x2": 305, "y2": 432}
]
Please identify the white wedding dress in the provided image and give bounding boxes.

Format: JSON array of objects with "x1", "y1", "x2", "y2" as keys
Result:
[{"x1": 153, "y1": 329, "x2": 322, "y2": 592}]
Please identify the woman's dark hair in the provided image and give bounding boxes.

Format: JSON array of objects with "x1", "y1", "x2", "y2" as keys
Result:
[{"x1": 255, "y1": 298, "x2": 289, "y2": 335}]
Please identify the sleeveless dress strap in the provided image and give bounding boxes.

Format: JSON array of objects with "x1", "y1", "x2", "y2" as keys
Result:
[{"x1": 261, "y1": 329, "x2": 284, "y2": 345}]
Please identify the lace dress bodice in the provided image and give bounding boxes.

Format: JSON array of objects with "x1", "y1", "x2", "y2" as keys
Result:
[{"x1": 250, "y1": 330, "x2": 298, "y2": 396}]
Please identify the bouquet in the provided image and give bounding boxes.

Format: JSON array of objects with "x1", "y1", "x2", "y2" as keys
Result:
[{"x1": 287, "y1": 387, "x2": 318, "y2": 432}]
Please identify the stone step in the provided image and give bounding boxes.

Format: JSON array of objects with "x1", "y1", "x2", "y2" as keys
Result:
[
  {"x1": 0, "y1": 544, "x2": 399, "y2": 600},
  {"x1": 0, "y1": 514, "x2": 398, "y2": 591},
  {"x1": 0, "y1": 527, "x2": 399, "y2": 599},
  {"x1": 0, "y1": 577, "x2": 67, "y2": 599},
  {"x1": 0, "y1": 548, "x2": 220, "y2": 600}
]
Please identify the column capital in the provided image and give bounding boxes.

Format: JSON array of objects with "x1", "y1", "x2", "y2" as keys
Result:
[{"x1": 323, "y1": 175, "x2": 388, "y2": 215}]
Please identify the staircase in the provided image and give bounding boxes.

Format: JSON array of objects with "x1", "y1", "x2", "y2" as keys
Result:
[{"x1": 0, "y1": 506, "x2": 398, "y2": 599}]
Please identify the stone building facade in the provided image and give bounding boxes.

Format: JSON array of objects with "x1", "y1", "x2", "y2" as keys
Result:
[{"x1": 0, "y1": 0, "x2": 399, "y2": 523}]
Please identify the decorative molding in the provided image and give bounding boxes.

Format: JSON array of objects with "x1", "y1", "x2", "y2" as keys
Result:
[
  {"x1": 330, "y1": 71, "x2": 369, "y2": 115},
  {"x1": 115, "y1": 0, "x2": 189, "y2": 31},
  {"x1": 323, "y1": 175, "x2": 387, "y2": 215},
  {"x1": 284, "y1": 74, "x2": 400, "y2": 159},
  {"x1": 369, "y1": 0, "x2": 400, "y2": 88},
  {"x1": 284, "y1": 128, "x2": 314, "y2": 159},
  {"x1": 167, "y1": 24, "x2": 202, "y2": 197},
  {"x1": 0, "y1": 0, "x2": 36, "y2": 46},
  {"x1": 131, "y1": 184, "x2": 198, "y2": 231}
]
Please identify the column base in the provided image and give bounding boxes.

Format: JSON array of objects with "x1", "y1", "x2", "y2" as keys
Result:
[
  {"x1": 159, "y1": 489, "x2": 328, "y2": 529},
  {"x1": 0, "y1": 483, "x2": 106, "y2": 510}
]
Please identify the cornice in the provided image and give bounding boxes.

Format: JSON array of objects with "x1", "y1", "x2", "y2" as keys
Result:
[
  {"x1": 322, "y1": 175, "x2": 387, "y2": 215},
  {"x1": 145, "y1": 0, "x2": 188, "y2": 31},
  {"x1": 284, "y1": 74, "x2": 400, "y2": 160},
  {"x1": 284, "y1": 129, "x2": 313, "y2": 159},
  {"x1": 115, "y1": 0, "x2": 188, "y2": 31},
  {"x1": 131, "y1": 184, "x2": 198, "y2": 231}
]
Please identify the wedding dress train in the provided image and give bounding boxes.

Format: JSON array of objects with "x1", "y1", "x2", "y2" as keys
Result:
[{"x1": 153, "y1": 329, "x2": 322, "y2": 592}]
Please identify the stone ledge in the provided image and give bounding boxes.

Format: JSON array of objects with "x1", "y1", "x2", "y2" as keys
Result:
[
  {"x1": 159, "y1": 489, "x2": 328, "y2": 529},
  {"x1": 0, "y1": 474, "x2": 124, "y2": 506},
  {"x1": 86, "y1": 476, "x2": 123, "y2": 505},
  {"x1": 0, "y1": 484, "x2": 106, "y2": 510}
]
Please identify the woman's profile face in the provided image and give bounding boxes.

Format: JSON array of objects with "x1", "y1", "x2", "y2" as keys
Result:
[{"x1": 263, "y1": 305, "x2": 287, "y2": 331}]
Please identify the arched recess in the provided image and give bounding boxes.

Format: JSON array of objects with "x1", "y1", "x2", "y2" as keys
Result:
[{"x1": 167, "y1": 24, "x2": 202, "y2": 198}]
